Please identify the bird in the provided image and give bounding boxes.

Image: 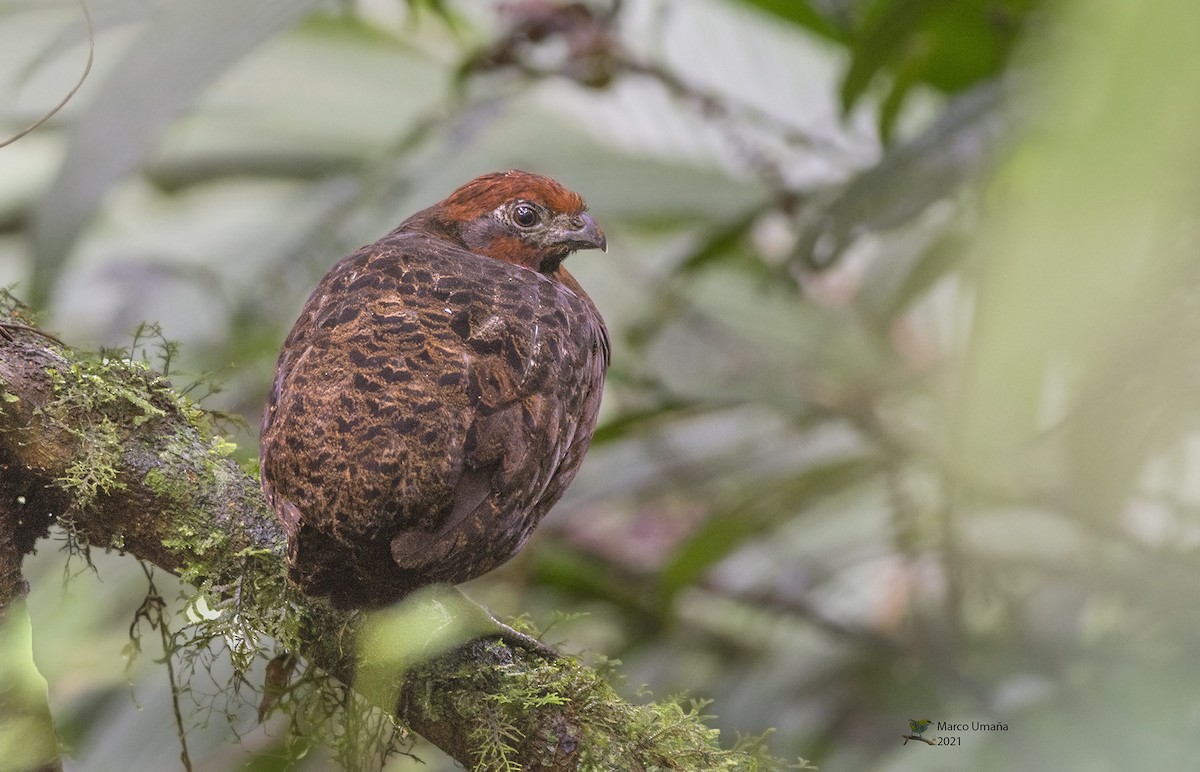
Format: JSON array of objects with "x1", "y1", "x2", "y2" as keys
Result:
[
  {"x1": 908, "y1": 719, "x2": 932, "y2": 736},
  {"x1": 259, "y1": 170, "x2": 609, "y2": 610}
]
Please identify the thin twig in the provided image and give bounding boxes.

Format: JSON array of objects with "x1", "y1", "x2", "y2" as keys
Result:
[
  {"x1": 0, "y1": 0, "x2": 95, "y2": 149},
  {"x1": 0, "y1": 322, "x2": 66, "y2": 346},
  {"x1": 137, "y1": 562, "x2": 194, "y2": 772}
]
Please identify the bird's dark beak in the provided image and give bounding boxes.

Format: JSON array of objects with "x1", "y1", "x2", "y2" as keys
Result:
[{"x1": 560, "y1": 212, "x2": 607, "y2": 253}]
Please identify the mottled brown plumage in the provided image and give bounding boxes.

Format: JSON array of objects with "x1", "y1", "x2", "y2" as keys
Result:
[{"x1": 259, "y1": 171, "x2": 608, "y2": 609}]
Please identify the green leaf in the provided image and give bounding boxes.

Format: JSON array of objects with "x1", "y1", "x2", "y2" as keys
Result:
[
  {"x1": 675, "y1": 209, "x2": 764, "y2": 277},
  {"x1": 590, "y1": 399, "x2": 702, "y2": 446},
  {"x1": 837, "y1": 0, "x2": 1035, "y2": 136},
  {"x1": 840, "y1": 0, "x2": 931, "y2": 114},
  {"x1": 737, "y1": 0, "x2": 847, "y2": 42}
]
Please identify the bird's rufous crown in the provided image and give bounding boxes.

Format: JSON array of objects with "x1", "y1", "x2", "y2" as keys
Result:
[{"x1": 438, "y1": 170, "x2": 588, "y2": 220}]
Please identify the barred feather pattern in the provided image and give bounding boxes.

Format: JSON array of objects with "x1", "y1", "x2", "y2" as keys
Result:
[{"x1": 260, "y1": 172, "x2": 608, "y2": 608}]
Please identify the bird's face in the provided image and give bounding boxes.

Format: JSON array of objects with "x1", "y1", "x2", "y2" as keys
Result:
[{"x1": 429, "y1": 170, "x2": 607, "y2": 275}]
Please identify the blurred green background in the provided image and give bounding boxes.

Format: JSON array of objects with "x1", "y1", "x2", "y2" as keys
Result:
[{"x1": 4, "y1": 0, "x2": 1200, "y2": 769}]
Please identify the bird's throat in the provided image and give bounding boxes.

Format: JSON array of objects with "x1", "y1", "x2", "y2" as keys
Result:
[{"x1": 538, "y1": 253, "x2": 567, "y2": 274}]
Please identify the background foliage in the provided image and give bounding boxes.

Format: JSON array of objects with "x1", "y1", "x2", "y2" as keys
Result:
[{"x1": 3, "y1": 0, "x2": 1200, "y2": 769}]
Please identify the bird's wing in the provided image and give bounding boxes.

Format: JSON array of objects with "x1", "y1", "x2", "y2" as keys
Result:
[
  {"x1": 261, "y1": 236, "x2": 477, "y2": 540},
  {"x1": 428, "y1": 239, "x2": 608, "y2": 540}
]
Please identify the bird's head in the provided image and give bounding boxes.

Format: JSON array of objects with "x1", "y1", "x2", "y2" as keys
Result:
[{"x1": 410, "y1": 170, "x2": 606, "y2": 275}]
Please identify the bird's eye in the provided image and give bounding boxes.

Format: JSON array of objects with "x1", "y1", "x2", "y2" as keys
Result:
[{"x1": 513, "y1": 204, "x2": 540, "y2": 228}]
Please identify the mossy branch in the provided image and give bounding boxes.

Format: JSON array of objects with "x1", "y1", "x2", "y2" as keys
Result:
[{"x1": 0, "y1": 307, "x2": 790, "y2": 771}]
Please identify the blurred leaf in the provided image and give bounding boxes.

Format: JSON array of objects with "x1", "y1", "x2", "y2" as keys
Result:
[
  {"x1": 531, "y1": 547, "x2": 659, "y2": 624},
  {"x1": 590, "y1": 399, "x2": 701, "y2": 446},
  {"x1": 686, "y1": 268, "x2": 836, "y2": 363},
  {"x1": 649, "y1": 266, "x2": 888, "y2": 412},
  {"x1": 793, "y1": 79, "x2": 1007, "y2": 269},
  {"x1": 955, "y1": 0, "x2": 1200, "y2": 479},
  {"x1": 839, "y1": 0, "x2": 929, "y2": 116},
  {"x1": 406, "y1": 0, "x2": 450, "y2": 15},
  {"x1": 13, "y1": 0, "x2": 147, "y2": 84},
  {"x1": 658, "y1": 457, "x2": 880, "y2": 605},
  {"x1": 675, "y1": 209, "x2": 766, "y2": 277},
  {"x1": 1065, "y1": 285, "x2": 1200, "y2": 517},
  {"x1": 737, "y1": 0, "x2": 847, "y2": 41},
  {"x1": 28, "y1": 0, "x2": 323, "y2": 309},
  {"x1": 355, "y1": 588, "x2": 476, "y2": 710},
  {"x1": 839, "y1": 0, "x2": 1034, "y2": 138},
  {"x1": 860, "y1": 226, "x2": 968, "y2": 327},
  {"x1": 0, "y1": 604, "x2": 59, "y2": 771}
]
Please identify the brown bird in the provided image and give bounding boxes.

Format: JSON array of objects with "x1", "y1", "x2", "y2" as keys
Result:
[{"x1": 259, "y1": 171, "x2": 608, "y2": 610}]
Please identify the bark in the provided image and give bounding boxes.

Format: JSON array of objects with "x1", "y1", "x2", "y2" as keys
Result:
[{"x1": 0, "y1": 316, "x2": 769, "y2": 771}]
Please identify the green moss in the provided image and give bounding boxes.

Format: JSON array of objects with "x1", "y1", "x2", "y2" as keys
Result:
[
  {"x1": 43, "y1": 380, "x2": 128, "y2": 506},
  {"x1": 432, "y1": 643, "x2": 804, "y2": 772},
  {"x1": 36, "y1": 342, "x2": 295, "y2": 675},
  {"x1": 38, "y1": 358, "x2": 178, "y2": 508},
  {"x1": 143, "y1": 466, "x2": 182, "y2": 502},
  {"x1": 209, "y1": 437, "x2": 238, "y2": 457},
  {"x1": 46, "y1": 358, "x2": 168, "y2": 423}
]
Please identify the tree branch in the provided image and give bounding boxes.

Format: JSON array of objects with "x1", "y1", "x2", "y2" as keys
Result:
[{"x1": 0, "y1": 306, "x2": 782, "y2": 770}]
